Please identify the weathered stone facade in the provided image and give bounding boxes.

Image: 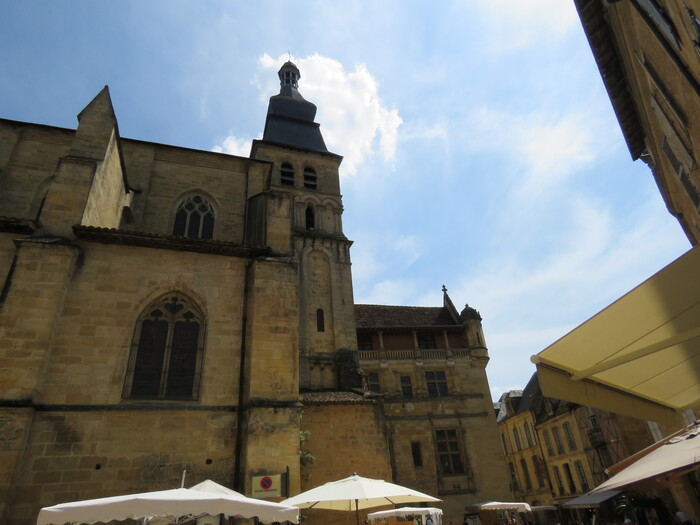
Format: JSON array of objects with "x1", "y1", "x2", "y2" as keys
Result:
[{"x1": 0, "y1": 62, "x2": 508, "y2": 525}]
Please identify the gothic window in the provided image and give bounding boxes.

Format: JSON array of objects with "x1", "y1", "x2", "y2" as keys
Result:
[
  {"x1": 367, "y1": 372, "x2": 380, "y2": 393},
  {"x1": 124, "y1": 293, "x2": 205, "y2": 401},
  {"x1": 280, "y1": 162, "x2": 294, "y2": 186},
  {"x1": 173, "y1": 194, "x2": 215, "y2": 239},
  {"x1": 316, "y1": 308, "x2": 325, "y2": 332},
  {"x1": 435, "y1": 429, "x2": 465, "y2": 475},
  {"x1": 400, "y1": 376, "x2": 413, "y2": 398},
  {"x1": 305, "y1": 205, "x2": 315, "y2": 230},
  {"x1": 303, "y1": 167, "x2": 317, "y2": 190},
  {"x1": 411, "y1": 441, "x2": 423, "y2": 468},
  {"x1": 425, "y1": 371, "x2": 448, "y2": 397}
]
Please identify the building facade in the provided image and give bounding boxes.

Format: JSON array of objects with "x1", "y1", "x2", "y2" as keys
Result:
[
  {"x1": 0, "y1": 63, "x2": 509, "y2": 525},
  {"x1": 575, "y1": 0, "x2": 700, "y2": 245}
]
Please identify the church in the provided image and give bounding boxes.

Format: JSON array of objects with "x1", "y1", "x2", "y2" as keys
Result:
[{"x1": 0, "y1": 62, "x2": 510, "y2": 525}]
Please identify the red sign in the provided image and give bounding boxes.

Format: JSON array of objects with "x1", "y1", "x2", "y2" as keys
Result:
[{"x1": 260, "y1": 476, "x2": 273, "y2": 490}]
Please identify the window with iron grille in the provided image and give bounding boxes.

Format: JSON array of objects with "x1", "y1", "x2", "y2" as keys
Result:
[
  {"x1": 552, "y1": 466, "x2": 565, "y2": 495},
  {"x1": 563, "y1": 422, "x2": 577, "y2": 451},
  {"x1": 525, "y1": 422, "x2": 536, "y2": 447},
  {"x1": 543, "y1": 430, "x2": 555, "y2": 456},
  {"x1": 425, "y1": 371, "x2": 448, "y2": 397},
  {"x1": 563, "y1": 463, "x2": 577, "y2": 494},
  {"x1": 173, "y1": 194, "x2": 215, "y2": 239},
  {"x1": 520, "y1": 458, "x2": 533, "y2": 490},
  {"x1": 552, "y1": 427, "x2": 565, "y2": 454},
  {"x1": 512, "y1": 428, "x2": 522, "y2": 451},
  {"x1": 367, "y1": 372, "x2": 380, "y2": 393},
  {"x1": 575, "y1": 460, "x2": 589, "y2": 492},
  {"x1": 401, "y1": 376, "x2": 413, "y2": 398},
  {"x1": 435, "y1": 429, "x2": 465, "y2": 475}
]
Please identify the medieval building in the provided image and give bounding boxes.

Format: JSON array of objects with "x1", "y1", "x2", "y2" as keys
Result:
[{"x1": 0, "y1": 62, "x2": 509, "y2": 525}]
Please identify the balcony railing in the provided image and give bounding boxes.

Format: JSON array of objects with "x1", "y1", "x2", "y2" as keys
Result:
[{"x1": 358, "y1": 348, "x2": 472, "y2": 360}]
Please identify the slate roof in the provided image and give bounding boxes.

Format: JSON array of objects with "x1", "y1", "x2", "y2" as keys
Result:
[
  {"x1": 300, "y1": 391, "x2": 370, "y2": 404},
  {"x1": 354, "y1": 304, "x2": 458, "y2": 329}
]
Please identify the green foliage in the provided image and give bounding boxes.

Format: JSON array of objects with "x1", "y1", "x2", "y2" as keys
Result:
[{"x1": 299, "y1": 430, "x2": 315, "y2": 466}]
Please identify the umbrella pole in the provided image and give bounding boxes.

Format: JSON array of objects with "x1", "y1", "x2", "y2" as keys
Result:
[{"x1": 355, "y1": 499, "x2": 360, "y2": 525}]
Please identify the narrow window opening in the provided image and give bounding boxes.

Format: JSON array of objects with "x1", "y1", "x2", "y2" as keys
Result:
[
  {"x1": 411, "y1": 441, "x2": 423, "y2": 468},
  {"x1": 316, "y1": 308, "x2": 325, "y2": 332},
  {"x1": 367, "y1": 372, "x2": 380, "y2": 393},
  {"x1": 400, "y1": 376, "x2": 413, "y2": 398},
  {"x1": 305, "y1": 205, "x2": 315, "y2": 230}
]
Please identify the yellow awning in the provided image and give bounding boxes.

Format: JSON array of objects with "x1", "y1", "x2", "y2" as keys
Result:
[{"x1": 532, "y1": 245, "x2": 700, "y2": 427}]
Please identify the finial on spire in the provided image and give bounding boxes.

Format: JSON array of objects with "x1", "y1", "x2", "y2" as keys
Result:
[{"x1": 442, "y1": 284, "x2": 447, "y2": 293}]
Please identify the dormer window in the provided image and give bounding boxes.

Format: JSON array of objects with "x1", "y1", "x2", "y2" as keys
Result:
[
  {"x1": 303, "y1": 167, "x2": 317, "y2": 190},
  {"x1": 173, "y1": 194, "x2": 215, "y2": 240},
  {"x1": 280, "y1": 162, "x2": 294, "y2": 186}
]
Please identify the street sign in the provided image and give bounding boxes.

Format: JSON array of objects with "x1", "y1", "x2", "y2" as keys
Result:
[{"x1": 252, "y1": 474, "x2": 282, "y2": 498}]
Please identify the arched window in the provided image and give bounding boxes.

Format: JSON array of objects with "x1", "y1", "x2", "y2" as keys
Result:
[
  {"x1": 305, "y1": 205, "x2": 315, "y2": 230},
  {"x1": 303, "y1": 167, "x2": 317, "y2": 190},
  {"x1": 124, "y1": 293, "x2": 205, "y2": 400},
  {"x1": 316, "y1": 308, "x2": 325, "y2": 332},
  {"x1": 173, "y1": 194, "x2": 215, "y2": 239},
  {"x1": 280, "y1": 162, "x2": 295, "y2": 186}
]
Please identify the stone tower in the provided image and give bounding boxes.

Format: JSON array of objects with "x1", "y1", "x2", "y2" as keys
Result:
[{"x1": 250, "y1": 61, "x2": 358, "y2": 391}]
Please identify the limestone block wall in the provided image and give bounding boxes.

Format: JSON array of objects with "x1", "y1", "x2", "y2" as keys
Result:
[
  {"x1": 35, "y1": 242, "x2": 249, "y2": 406},
  {"x1": 81, "y1": 131, "x2": 132, "y2": 229},
  {"x1": 251, "y1": 142, "x2": 343, "y2": 196},
  {"x1": 244, "y1": 259, "x2": 299, "y2": 402},
  {"x1": 5, "y1": 409, "x2": 236, "y2": 525},
  {"x1": 299, "y1": 401, "x2": 392, "y2": 525},
  {"x1": 125, "y1": 143, "x2": 255, "y2": 243},
  {"x1": 0, "y1": 241, "x2": 79, "y2": 401},
  {"x1": 0, "y1": 122, "x2": 73, "y2": 220}
]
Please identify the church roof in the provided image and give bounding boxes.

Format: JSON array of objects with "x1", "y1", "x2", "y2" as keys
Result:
[
  {"x1": 261, "y1": 62, "x2": 328, "y2": 152},
  {"x1": 354, "y1": 304, "x2": 459, "y2": 329}
]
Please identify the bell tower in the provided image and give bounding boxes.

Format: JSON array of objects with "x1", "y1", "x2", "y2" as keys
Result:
[{"x1": 250, "y1": 61, "x2": 357, "y2": 391}]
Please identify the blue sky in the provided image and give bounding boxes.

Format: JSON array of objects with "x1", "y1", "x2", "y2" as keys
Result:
[{"x1": 2, "y1": 1, "x2": 691, "y2": 399}]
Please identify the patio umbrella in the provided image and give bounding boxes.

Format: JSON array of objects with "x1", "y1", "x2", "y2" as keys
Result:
[
  {"x1": 281, "y1": 473, "x2": 440, "y2": 525},
  {"x1": 590, "y1": 424, "x2": 700, "y2": 493},
  {"x1": 36, "y1": 479, "x2": 299, "y2": 525},
  {"x1": 472, "y1": 502, "x2": 532, "y2": 512}
]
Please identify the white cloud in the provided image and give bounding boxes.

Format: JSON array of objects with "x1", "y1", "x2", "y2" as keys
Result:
[
  {"x1": 465, "y1": 106, "x2": 617, "y2": 197},
  {"x1": 211, "y1": 135, "x2": 256, "y2": 157},
  {"x1": 470, "y1": 0, "x2": 579, "y2": 52},
  {"x1": 256, "y1": 53, "x2": 402, "y2": 176}
]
